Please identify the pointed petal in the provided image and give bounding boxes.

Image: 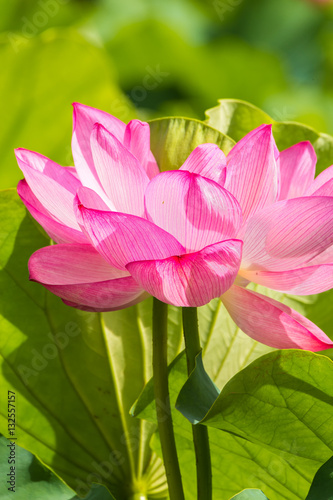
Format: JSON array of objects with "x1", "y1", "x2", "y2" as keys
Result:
[
  {"x1": 278, "y1": 142, "x2": 316, "y2": 200},
  {"x1": 124, "y1": 119, "x2": 159, "y2": 179},
  {"x1": 76, "y1": 202, "x2": 185, "y2": 270},
  {"x1": 29, "y1": 244, "x2": 128, "y2": 285},
  {"x1": 15, "y1": 149, "x2": 80, "y2": 191},
  {"x1": 240, "y1": 264, "x2": 333, "y2": 295},
  {"x1": 144, "y1": 170, "x2": 242, "y2": 252},
  {"x1": 225, "y1": 125, "x2": 279, "y2": 220},
  {"x1": 17, "y1": 180, "x2": 86, "y2": 244},
  {"x1": 90, "y1": 123, "x2": 149, "y2": 215},
  {"x1": 180, "y1": 144, "x2": 226, "y2": 185},
  {"x1": 228, "y1": 124, "x2": 280, "y2": 161},
  {"x1": 305, "y1": 164, "x2": 333, "y2": 196},
  {"x1": 72, "y1": 102, "x2": 126, "y2": 201},
  {"x1": 221, "y1": 285, "x2": 333, "y2": 351},
  {"x1": 126, "y1": 239, "x2": 242, "y2": 307},
  {"x1": 242, "y1": 196, "x2": 333, "y2": 271},
  {"x1": 15, "y1": 149, "x2": 82, "y2": 230}
]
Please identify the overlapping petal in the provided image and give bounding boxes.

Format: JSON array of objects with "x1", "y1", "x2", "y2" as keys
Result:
[
  {"x1": 62, "y1": 292, "x2": 148, "y2": 312},
  {"x1": 278, "y1": 142, "x2": 316, "y2": 200},
  {"x1": 29, "y1": 244, "x2": 144, "y2": 311},
  {"x1": 76, "y1": 202, "x2": 185, "y2": 270},
  {"x1": 221, "y1": 285, "x2": 333, "y2": 350},
  {"x1": 71, "y1": 103, "x2": 125, "y2": 194},
  {"x1": 124, "y1": 120, "x2": 159, "y2": 179},
  {"x1": 305, "y1": 164, "x2": 333, "y2": 197},
  {"x1": 227, "y1": 124, "x2": 280, "y2": 161},
  {"x1": 179, "y1": 144, "x2": 226, "y2": 185},
  {"x1": 76, "y1": 185, "x2": 111, "y2": 211},
  {"x1": 144, "y1": 170, "x2": 242, "y2": 252},
  {"x1": 72, "y1": 104, "x2": 158, "y2": 194},
  {"x1": 15, "y1": 149, "x2": 82, "y2": 231},
  {"x1": 18, "y1": 180, "x2": 86, "y2": 244},
  {"x1": 127, "y1": 239, "x2": 243, "y2": 307},
  {"x1": 225, "y1": 124, "x2": 279, "y2": 220},
  {"x1": 40, "y1": 279, "x2": 144, "y2": 312},
  {"x1": 240, "y1": 264, "x2": 333, "y2": 295},
  {"x1": 16, "y1": 104, "x2": 333, "y2": 348},
  {"x1": 90, "y1": 123, "x2": 150, "y2": 215},
  {"x1": 241, "y1": 196, "x2": 333, "y2": 271},
  {"x1": 29, "y1": 244, "x2": 128, "y2": 284}
]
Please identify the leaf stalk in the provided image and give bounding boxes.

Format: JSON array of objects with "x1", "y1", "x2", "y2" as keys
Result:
[{"x1": 182, "y1": 307, "x2": 212, "y2": 500}]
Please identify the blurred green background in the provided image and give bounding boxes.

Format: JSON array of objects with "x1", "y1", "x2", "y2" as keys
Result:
[{"x1": 1, "y1": 0, "x2": 333, "y2": 189}]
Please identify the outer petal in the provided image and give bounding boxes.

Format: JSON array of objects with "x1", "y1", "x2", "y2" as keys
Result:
[
  {"x1": 242, "y1": 196, "x2": 333, "y2": 271},
  {"x1": 278, "y1": 142, "x2": 316, "y2": 200},
  {"x1": 179, "y1": 144, "x2": 226, "y2": 185},
  {"x1": 124, "y1": 120, "x2": 159, "y2": 179},
  {"x1": 221, "y1": 285, "x2": 333, "y2": 351},
  {"x1": 18, "y1": 180, "x2": 86, "y2": 244},
  {"x1": 40, "y1": 278, "x2": 144, "y2": 312},
  {"x1": 144, "y1": 170, "x2": 242, "y2": 252},
  {"x1": 76, "y1": 202, "x2": 185, "y2": 270},
  {"x1": 225, "y1": 125, "x2": 279, "y2": 220},
  {"x1": 90, "y1": 124, "x2": 149, "y2": 216},
  {"x1": 62, "y1": 292, "x2": 148, "y2": 312},
  {"x1": 29, "y1": 244, "x2": 128, "y2": 284},
  {"x1": 240, "y1": 264, "x2": 333, "y2": 295},
  {"x1": 29, "y1": 243, "x2": 144, "y2": 312},
  {"x1": 126, "y1": 239, "x2": 243, "y2": 307},
  {"x1": 305, "y1": 164, "x2": 333, "y2": 197},
  {"x1": 15, "y1": 149, "x2": 82, "y2": 231},
  {"x1": 72, "y1": 103, "x2": 125, "y2": 196}
]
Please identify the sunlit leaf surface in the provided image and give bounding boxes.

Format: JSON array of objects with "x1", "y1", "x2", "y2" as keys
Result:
[{"x1": 0, "y1": 190, "x2": 180, "y2": 499}]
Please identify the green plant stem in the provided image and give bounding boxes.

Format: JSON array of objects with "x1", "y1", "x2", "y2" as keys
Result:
[
  {"x1": 152, "y1": 298, "x2": 185, "y2": 500},
  {"x1": 182, "y1": 307, "x2": 212, "y2": 500}
]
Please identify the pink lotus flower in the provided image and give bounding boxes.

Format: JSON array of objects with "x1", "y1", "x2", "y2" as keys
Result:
[
  {"x1": 16, "y1": 103, "x2": 243, "y2": 310},
  {"x1": 16, "y1": 104, "x2": 333, "y2": 351}
]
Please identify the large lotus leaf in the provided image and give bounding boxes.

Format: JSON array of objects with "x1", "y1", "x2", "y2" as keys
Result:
[
  {"x1": 0, "y1": 435, "x2": 75, "y2": 499},
  {"x1": 0, "y1": 432, "x2": 118, "y2": 500},
  {"x1": 133, "y1": 351, "x2": 323, "y2": 500},
  {"x1": 0, "y1": 189, "x2": 187, "y2": 499},
  {"x1": 0, "y1": 434, "x2": 116, "y2": 500},
  {"x1": 176, "y1": 349, "x2": 333, "y2": 498},
  {"x1": 205, "y1": 99, "x2": 333, "y2": 173},
  {"x1": 149, "y1": 117, "x2": 235, "y2": 172},
  {"x1": 176, "y1": 350, "x2": 333, "y2": 470},
  {"x1": 305, "y1": 455, "x2": 333, "y2": 500}
]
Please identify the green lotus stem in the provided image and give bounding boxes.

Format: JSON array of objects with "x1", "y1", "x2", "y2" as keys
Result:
[
  {"x1": 182, "y1": 307, "x2": 212, "y2": 500},
  {"x1": 152, "y1": 298, "x2": 185, "y2": 500}
]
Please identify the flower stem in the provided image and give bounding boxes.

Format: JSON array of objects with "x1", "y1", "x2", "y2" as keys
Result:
[
  {"x1": 152, "y1": 298, "x2": 185, "y2": 500},
  {"x1": 182, "y1": 307, "x2": 212, "y2": 500}
]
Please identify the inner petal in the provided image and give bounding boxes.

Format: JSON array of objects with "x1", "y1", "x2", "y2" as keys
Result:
[{"x1": 144, "y1": 170, "x2": 242, "y2": 252}]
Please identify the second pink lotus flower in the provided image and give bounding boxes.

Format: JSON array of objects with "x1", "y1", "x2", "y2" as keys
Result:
[{"x1": 16, "y1": 104, "x2": 333, "y2": 351}]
